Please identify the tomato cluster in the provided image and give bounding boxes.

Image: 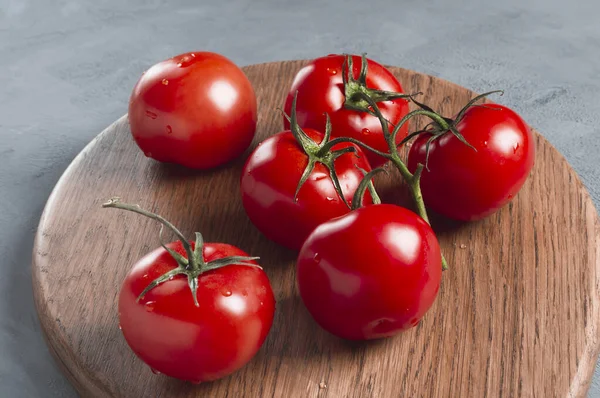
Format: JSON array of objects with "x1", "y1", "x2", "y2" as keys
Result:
[{"x1": 105, "y1": 51, "x2": 535, "y2": 384}]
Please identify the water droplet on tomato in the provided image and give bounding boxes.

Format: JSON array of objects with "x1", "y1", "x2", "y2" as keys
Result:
[
  {"x1": 222, "y1": 290, "x2": 232, "y2": 297},
  {"x1": 313, "y1": 253, "x2": 321, "y2": 263},
  {"x1": 145, "y1": 301, "x2": 156, "y2": 312},
  {"x1": 242, "y1": 290, "x2": 248, "y2": 297},
  {"x1": 329, "y1": 68, "x2": 337, "y2": 75},
  {"x1": 118, "y1": 323, "x2": 122, "y2": 330},
  {"x1": 166, "y1": 125, "x2": 172, "y2": 134},
  {"x1": 513, "y1": 143, "x2": 519, "y2": 153},
  {"x1": 145, "y1": 110, "x2": 158, "y2": 119},
  {"x1": 362, "y1": 128, "x2": 370, "y2": 136},
  {"x1": 161, "y1": 79, "x2": 169, "y2": 86},
  {"x1": 483, "y1": 140, "x2": 488, "y2": 146},
  {"x1": 143, "y1": 274, "x2": 148, "y2": 279},
  {"x1": 260, "y1": 301, "x2": 264, "y2": 306},
  {"x1": 150, "y1": 367, "x2": 161, "y2": 375},
  {"x1": 326, "y1": 196, "x2": 335, "y2": 202},
  {"x1": 177, "y1": 54, "x2": 198, "y2": 68}
]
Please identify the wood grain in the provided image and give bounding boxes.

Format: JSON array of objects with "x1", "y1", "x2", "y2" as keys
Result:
[{"x1": 31, "y1": 61, "x2": 600, "y2": 398}]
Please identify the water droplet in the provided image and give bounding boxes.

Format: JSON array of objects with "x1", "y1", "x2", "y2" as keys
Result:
[
  {"x1": 150, "y1": 367, "x2": 161, "y2": 375},
  {"x1": 161, "y1": 79, "x2": 169, "y2": 86},
  {"x1": 143, "y1": 274, "x2": 148, "y2": 279},
  {"x1": 313, "y1": 253, "x2": 321, "y2": 263},
  {"x1": 145, "y1": 301, "x2": 156, "y2": 312},
  {"x1": 222, "y1": 290, "x2": 232, "y2": 297},
  {"x1": 242, "y1": 290, "x2": 248, "y2": 297},
  {"x1": 118, "y1": 323, "x2": 122, "y2": 330},
  {"x1": 327, "y1": 68, "x2": 337, "y2": 75},
  {"x1": 326, "y1": 196, "x2": 335, "y2": 202},
  {"x1": 177, "y1": 54, "x2": 198, "y2": 68},
  {"x1": 166, "y1": 125, "x2": 173, "y2": 135},
  {"x1": 513, "y1": 143, "x2": 519, "y2": 153},
  {"x1": 144, "y1": 151, "x2": 153, "y2": 158},
  {"x1": 145, "y1": 110, "x2": 157, "y2": 119},
  {"x1": 483, "y1": 140, "x2": 488, "y2": 146},
  {"x1": 362, "y1": 128, "x2": 370, "y2": 136},
  {"x1": 260, "y1": 301, "x2": 264, "y2": 306}
]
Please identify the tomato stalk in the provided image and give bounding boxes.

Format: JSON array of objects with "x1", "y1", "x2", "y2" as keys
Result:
[
  {"x1": 284, "y1": 92, "x2": 359, "y2": 208},
  {"x1": 102, "y1": 198, "x2": 261, "y2": 306},
  {"x1": 342, "y1": 54, "x2": 412, "y2": 113}
]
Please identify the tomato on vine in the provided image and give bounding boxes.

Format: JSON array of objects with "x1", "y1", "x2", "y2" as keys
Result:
[
  {"x1": 406, "y1": 96, "x2": 535, "y2": 221},
  {"x1": 296, "y1": 170, "x2": 442, "y2": 340},
  {"x1": 241, "y1": 93, "x2": 373, "y2": 250},
  {"x1": 102, "y1": 198, "x2": 275, "y2": 384},
  {"x1": 283, "y1": 54, "x2": 410, "y2": 167}
]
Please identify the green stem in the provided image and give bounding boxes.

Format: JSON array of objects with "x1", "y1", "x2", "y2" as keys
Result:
[{"x1": 102, "y1": 198, "x2": 198, "y2": 270}]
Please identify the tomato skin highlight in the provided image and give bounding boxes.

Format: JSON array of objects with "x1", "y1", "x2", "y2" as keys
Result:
[
  {"x1": 283, "y1": 54, "x2": 409, "y2": 167},
  {"x1": 407, "y1": 103, "x2": 535, "y2": 221},
  {"x1": 240, "y1": 128, "x2": 373, "y2": 251},
  {"x1": 296, "y1": 204, "x2": 442, "y2": 341},
  {"x1": 128, "y1": 51, "x2": 257, "y2": 170},
  {"x1": 118, "y1": 241, "x2": 275, "y2": 383}
]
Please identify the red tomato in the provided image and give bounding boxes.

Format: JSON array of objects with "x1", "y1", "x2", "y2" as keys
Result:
[
  {"x1": 240, "y1": 128, "x2": 372, "y2": 251},
  {"x1": 119, "y1": 241, "x2": 275, "y2": 383},
  {"x1": 296, "y1": 204, "x2": 442, "y2": 340},
  {"x1": 283, "y1": 54, "x2": 409, "y2": 167},
  {"x1": 128, "y1": 51, "x2": 257, "y2": 169},
  {"x1": 407, "y1": 103, "x2": 535, "y2": 221}
]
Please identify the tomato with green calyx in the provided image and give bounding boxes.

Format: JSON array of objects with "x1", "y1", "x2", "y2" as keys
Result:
[
  {"x1": 128, "y1": 51, "x2": 257, "y2": 170},
  {"x1": 407, "y1": 95, "x2": 535, "y2": 221},
  {"x1": 102, "y1": 198, "x2": 275, "y2": 384},
  {"x1": 283, "y1": 54, "x2": 410, "y2": 167},
  {"x1": 296, "y1": 170, "x2": 442, "y2": 340},
  {"x1": 241, "y1": 93, "x2": 372, "y2": 251}
]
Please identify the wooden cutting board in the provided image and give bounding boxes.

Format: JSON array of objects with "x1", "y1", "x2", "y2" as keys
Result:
[{"x1": 32, "y1": 60, "x2": 600, "y2": 398}]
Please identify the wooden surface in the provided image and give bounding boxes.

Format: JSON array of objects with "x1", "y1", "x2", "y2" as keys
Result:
[{"x1": 32, "y1": 61, "x2": 600, "y2": 398}]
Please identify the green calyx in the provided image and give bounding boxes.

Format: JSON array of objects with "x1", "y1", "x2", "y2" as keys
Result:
[
  {"x1": 342, "y1": 53, "x2": 412, "y2": 115},
  {"x1": 285, "y1": 91, "x2": 358, "y2": 208},
  {"x1": 102, "y1": 198, "x2": 261, "y2": 307},
  {"x1": 399, "y1": 90, "x2": 504, "y2": 169}
]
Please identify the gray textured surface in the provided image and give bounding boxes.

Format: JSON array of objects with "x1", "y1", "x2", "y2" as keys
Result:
[{"x1": 0, "y1": 0, "x2": 598, "y2": 396}]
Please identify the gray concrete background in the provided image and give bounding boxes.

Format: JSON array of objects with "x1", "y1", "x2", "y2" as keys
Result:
[{"x1": 1, "y1": 0, "x2": 599, "y2": 396}]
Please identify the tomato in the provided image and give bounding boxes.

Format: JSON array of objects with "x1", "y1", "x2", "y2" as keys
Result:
[
  {"x1": 296, "y1": 204, "x2": 442, "y2": 340},
  {"x1": 128, "y1": 51, "x2": 257, "y2": 169},
  {"x1": 240, "y1": 128, "x2": 372, "y2": 251},
  {"x1": 104, "y1": 199, "x2": 275, "y2": 384},
  {"x1": 407, "y1": 103, "x2": 535, "y2": 221},
  {"x1": 283, "y1": 54, "x2": 409, "y2": 167}
]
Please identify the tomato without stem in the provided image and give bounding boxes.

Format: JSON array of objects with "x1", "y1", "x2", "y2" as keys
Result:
[
  {"x1": 240, "y1": 128, "x2": 372, "y2": 251},
  {"x1": 283, "y1": 54, "x2": 410, "y2": 167},
  {"x1": 119, "y1": 241, "x2": 275, "y2": 383},
  {"x1": 129, "y1": 51, "x2": 257, "y2": 169},
  {"x1": 296, "y1": 204, "x2": 442, "y2": 340},
  {"x1": 407, "y1": 103, "x2": 535, "y2": 221}
]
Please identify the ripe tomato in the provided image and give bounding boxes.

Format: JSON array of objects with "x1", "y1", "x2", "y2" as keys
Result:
[
  {"x1": 104, "y1": 198, "x2": 275, "y2": 384},
  {"x1": 296, "y1": 204, "x2": 442, "y2": 340},
  {"x1": 240, "y1": 128, "x2": 372, "y2": 251},
  {"x1": 128, "y1": 51, "x2": 257, "y2": 169},
  {"x1": 283, "y1": 54, "x2": 409, "y2": 167},
  {"x1": 407, "y1": 103, "x2": 535, "y2": 221},
  {"x1": 119, "y1": 241, "x2": 275, "y2": 383}
]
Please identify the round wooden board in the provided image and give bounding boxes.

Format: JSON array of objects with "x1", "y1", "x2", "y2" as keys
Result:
[{"x1": 32, "y1": 61, "x2": 600, "y2": 398}]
